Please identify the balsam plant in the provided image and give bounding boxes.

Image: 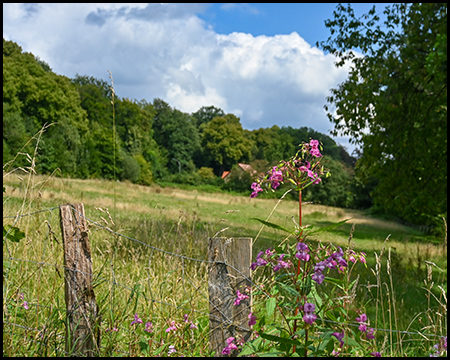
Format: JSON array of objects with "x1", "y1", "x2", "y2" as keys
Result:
[{"x1": 234, "y1": 140, "x2": 381, "y2": 357}]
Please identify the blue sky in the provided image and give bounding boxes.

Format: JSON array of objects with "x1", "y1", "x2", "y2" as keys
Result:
[
  {"x1": 3, "y1": 3, "x2": 393, "y2": 154},
  {"x1": 198, "y1": 3, "x2": 382, "y2": 43}
]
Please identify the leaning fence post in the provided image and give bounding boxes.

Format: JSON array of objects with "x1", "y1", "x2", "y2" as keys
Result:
[
  {"x1": 208, "y1": 237, "x2": 252, "y2": 357},
  {"x1": 60, "y1": 203, "x2": 100, "y2": 357}
]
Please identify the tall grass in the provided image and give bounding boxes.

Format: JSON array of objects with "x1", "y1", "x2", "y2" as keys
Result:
[{"x1": 3, "y1": 137, "x2": 447, "y2": 356}]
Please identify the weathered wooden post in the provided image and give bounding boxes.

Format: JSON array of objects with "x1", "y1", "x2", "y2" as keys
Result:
[
  {"x1": 208, "y1": 237, "x2": 252, "y2": 357},
  {"x1": 60, "y1": 203, "x2": 99, "y2": 356}
]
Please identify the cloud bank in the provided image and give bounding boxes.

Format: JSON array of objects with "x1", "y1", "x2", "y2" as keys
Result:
[{"x1": 3, "y1": 3, "x2": 354, "y2": 150}]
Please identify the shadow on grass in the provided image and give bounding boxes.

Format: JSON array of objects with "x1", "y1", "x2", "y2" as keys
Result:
[{"x1": 311, "y1": 220, "x2": 441, "y2": 245}]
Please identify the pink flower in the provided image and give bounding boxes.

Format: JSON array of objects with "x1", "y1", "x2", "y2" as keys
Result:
[
  {"x1": 233, "y1": 290, "x2": 249, "y2": 306},
  {"x1": 356, "y1": 313, "x2": 368, "y2": 323},
  {"x1": 332, "y1": 331, "x2": 345, "y2": 348},
  {"x1": 269, "y1": 167, "x2": 283, "y2": 189},
  {"x1": 312, "y1": 271, "x2": 325, "y2": 284},
  {"x1": 304, "y1": 303, "x2": 316, "y2": 313},
  {"x1": 303, "y1": 312, "x2": 317, "y2": 325},
  {"x1": 165, "y1": 320, "x2": 177, "y2": 332},
  {"x1": 273, "y1": 254, "x2": 291, "y2": 271},
  {"x1": 144, "y1": 322, "x2": 153, "y2": 333},
  {"x1": 310, "y1": 148, "x2": 322, "y2": 157},
  {"x1": 250, "y1": 182, "x2": 263, "y2": 198},
  {"x1": 366, "y1": 328, "x2": 375, "y2": 340},
  {"x1": 309, "y1": 139, "x2": 319, "y2": 148},
  {"x1": 248, "y1": 312, "x2": 257, "y2": 326},
  {"x1": 22, "y1": 301, "x2": 29, "y2": 310},
  {"x1": 222, "y1": 337, "x2": 238, "y2": 355},
  {"x1": 168, "y1": 345, "x2": 177, "y2": 355},
  {"x1": 131, "y1": 313, "x2": 143, "y2": 326},
  {"x1": 303, "y1": 302, "x2": 317, "y2": 324}
]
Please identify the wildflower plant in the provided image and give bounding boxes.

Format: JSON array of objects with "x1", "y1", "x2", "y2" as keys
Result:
[{"x1": 236, "y1": 140, "x2": 378, "y2": 357}]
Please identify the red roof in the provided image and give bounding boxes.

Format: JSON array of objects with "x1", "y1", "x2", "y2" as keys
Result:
[{"x1": 221, "y1": 171, "x2": 231, "y2": 179}]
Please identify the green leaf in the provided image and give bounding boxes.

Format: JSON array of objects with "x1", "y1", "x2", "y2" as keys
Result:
[
  {"x1": 323, "y1": 277, "x2": 345, "y2": 286},
  {"x1": 300, "y1": 274, "x2": 312, "y2": 296},
  {"x1": 279, "y1": 282, "x2": 301, "y2": 298},
  {"x1": 251, "y1": 218, "x2": 294, "y2": 234},
  {"x1": 307, "y1": 218, "x2": 352, "y2": 235},
  {"x1": 3, "y1": 225, "x2": 26, "y2": 243},
  {"x1": 259, "y1": 333, "x2": 302, "y2": 347},
  {"x1": 342, "y1": 335, "x2": 362, "y2": 348},
  {"x1": 266, "y1": 297, "x2": 276, "y2": 318},
  {"x1": 139, "y1": 339, "x2": 149, "y2": 352}
]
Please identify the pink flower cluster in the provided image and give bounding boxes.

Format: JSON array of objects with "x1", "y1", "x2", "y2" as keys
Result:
[
  {"x1": 221, "y1": 337, "x2": 238, "y2": 355},
  {"x1": 269, "y1": 166, "x2": 283, "y2": 189},
  {"x1": 250, "y1": 248, "x2": 292, "y2": 273},
  {"x1": 250, "y1": 182, "x2": 263, "y2": 198},
  {"x1": 233, "y1": 290, "x2": 249, "y2": 306},
  {"x1": 356, "y1": 313, "x2": 375, "y2": 340},
  {"x1": 250, "y1": 139, "x2": 325, "y2": 198},
  {"x1": 308, "y1": 139, "x2": 322, "y2": 157},
  {"x1": 295, "y1": 242, "x2": 310, "y2": 261}
]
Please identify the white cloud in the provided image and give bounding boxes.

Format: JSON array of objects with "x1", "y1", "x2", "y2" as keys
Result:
[{"x1": 3, "y1": 3, "x2": 355, "y2": 151}]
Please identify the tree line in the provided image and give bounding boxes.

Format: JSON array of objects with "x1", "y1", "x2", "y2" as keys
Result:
[{"x1": 3, "y1": 38, "x2": 360, "y2": 209}]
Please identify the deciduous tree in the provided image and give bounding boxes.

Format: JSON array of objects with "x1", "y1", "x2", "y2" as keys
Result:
[{"x1": 318, "y1": 3, "x2": 447, "y2": 227}]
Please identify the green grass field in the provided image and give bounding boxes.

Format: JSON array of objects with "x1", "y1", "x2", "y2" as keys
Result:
[{"x1": 3, "y1": 173, "x2": 447, "y2": 356}]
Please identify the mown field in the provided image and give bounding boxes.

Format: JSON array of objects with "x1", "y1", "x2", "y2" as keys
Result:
[{"x1": 3, "y1": 173, "x2": 447, "y2": 356}]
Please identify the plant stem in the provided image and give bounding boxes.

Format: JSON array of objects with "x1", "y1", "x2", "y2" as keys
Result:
[
  {"x1": 299, "y1": 190, "x2": 302, "y2": 229},
  {"x1": 292, "y1": 190, "x2": 303, "y2": 355}
]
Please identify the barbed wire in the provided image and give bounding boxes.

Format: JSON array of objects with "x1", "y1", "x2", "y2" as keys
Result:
[{"x1": 2, "y1": 205, "x2": 61, "y2": 219}]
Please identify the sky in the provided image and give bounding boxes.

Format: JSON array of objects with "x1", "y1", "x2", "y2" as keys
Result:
[{"x1": 3, "y1": 3, "x2": 391, "y2": 154}]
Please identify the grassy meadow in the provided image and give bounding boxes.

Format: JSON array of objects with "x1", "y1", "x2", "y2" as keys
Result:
[{"x1": 3, "y1": 172, "x2": 447, "y2": 356}]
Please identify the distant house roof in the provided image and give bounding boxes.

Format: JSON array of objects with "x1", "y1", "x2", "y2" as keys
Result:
[
  {"x1": 221, "y1": 163, "x2": 259, "y2": 181},
  {"x1": 221, "y1": 171, "x2": 231, "y2": 179},
  {"x1": 237, "y1": 163, "x2": 257, "y2": 175}
]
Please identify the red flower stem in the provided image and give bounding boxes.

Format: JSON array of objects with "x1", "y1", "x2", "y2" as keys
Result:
[
  {"x1": 292, "y1": 190, "x2": 303, "y2": 354},
  {"x1": 299, "y1": 190, "x2": 302, "y2": 229}
]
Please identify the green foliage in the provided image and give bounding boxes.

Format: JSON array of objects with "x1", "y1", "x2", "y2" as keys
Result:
[
  {"x1": 3, "y1": 39, "x2": 88, "y2": 174},
  {"x1": 152, "y1": 99, "x2": 200, "y2": 174},
  {"x1": 201, "y1": 114, "x2": 254, "y2": 174},
  {"x1": 191, "y1": 105, "x2": 225, "y2": 130},
  {"x1": 196, "y1": 167, "x2": 216, "y2": 182},
  {"x1": 318, "y1": 4, "x2": 447, "y2": 227},
  {"x1": 3, "y1": 224, "x2": 25, "y2": 245},
  {"x1": 303, "y1": 158, "x2": 354, "y2": 208},
  {"x1": 120, "y1": 151, "x2": 141, "y2": 183}
]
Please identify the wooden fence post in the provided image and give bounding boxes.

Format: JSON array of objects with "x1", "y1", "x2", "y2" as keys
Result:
[
  {"x1": 208, "y1": 237, "x2": 252, "y2": 357},
  {"x1": 60, "y1": 203, "x2": 99, "y2": 356}
]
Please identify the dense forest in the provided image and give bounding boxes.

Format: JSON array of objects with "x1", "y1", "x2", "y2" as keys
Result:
[
  {"x1": 3, "y1": 5, "x2": 447, "y2": 236},
  {"x1": 3, "y1": 39, "x2": 360, "y2": 208}
]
